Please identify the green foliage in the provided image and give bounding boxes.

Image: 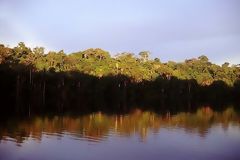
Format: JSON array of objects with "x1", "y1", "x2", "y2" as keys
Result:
[
  {"x1": 0, "y1": 42, "x2": 239, "y2": 86},
  {"x1": 139, "y1": 51, "x2": 150, "y2": 62}
]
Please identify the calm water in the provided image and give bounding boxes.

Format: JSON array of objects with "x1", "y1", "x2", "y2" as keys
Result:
[{"x1": 0, "y1": 107, "x2": 240, "y2": 160}]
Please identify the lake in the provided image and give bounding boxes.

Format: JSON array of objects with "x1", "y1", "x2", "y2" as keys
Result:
[{"x1": 0, "y1": 106, "x2": 240, "y2": 160}]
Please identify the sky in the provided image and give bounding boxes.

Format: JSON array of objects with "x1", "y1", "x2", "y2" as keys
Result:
[{"x1": 0, "y1": 0, "x2": 240, "y2": 64}]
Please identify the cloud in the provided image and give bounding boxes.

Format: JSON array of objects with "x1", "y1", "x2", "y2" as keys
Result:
[
  {"x1": 0, "y1": 1, "x2": 54, "y2": 52},
  {"x1": 0, "y1": 0, "x2": 239, "y2": 63}
]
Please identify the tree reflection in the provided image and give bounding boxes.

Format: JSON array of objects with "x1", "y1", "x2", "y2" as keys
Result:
[{"x1": 0, "y1": 106, "x2": 239, "y2": 145}]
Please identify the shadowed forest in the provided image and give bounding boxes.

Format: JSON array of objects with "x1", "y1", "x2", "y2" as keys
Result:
[{"x1": 0, "y1": 42, "x2": 240, "y2": 115}]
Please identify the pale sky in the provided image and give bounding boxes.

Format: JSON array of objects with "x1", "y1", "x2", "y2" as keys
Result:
[{"x1": 0, "y1": 0, "x2": 240, "y2": 64}]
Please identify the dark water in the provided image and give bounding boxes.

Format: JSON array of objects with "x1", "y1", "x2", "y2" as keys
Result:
[{"x1": 0, "y1": 106, "x2": 240, "y2": 160}]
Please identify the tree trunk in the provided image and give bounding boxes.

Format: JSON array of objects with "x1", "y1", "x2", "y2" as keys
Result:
[
  {"x1": 16, "y1": 74, "x2": 20, "y2": 111},
  {"x1": 42, "y1": 80, "x2": 46, "y2": 107},
  {"x1": 29, "y1": 68, "x2": 32, "y2": 85}
]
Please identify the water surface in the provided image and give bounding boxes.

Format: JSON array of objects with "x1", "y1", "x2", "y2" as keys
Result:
[{"x1": 0, "y1": 106, "x2": 240, "y2": 160}]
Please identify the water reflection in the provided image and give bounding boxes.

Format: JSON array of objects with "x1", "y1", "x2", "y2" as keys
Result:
[{"x1": 0, "y1": 106, "x2": 239, "y2": 145}]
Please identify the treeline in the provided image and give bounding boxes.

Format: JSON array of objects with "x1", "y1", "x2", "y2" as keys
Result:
[{"x1": 0, "y1": 42, "x2": 240, "y2": 114}]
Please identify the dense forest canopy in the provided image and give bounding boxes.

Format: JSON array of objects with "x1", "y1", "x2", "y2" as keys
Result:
[
  {"x1": 0, "y1": 42, "x2": 239, "y2": 86},
  {"x1": 1, "y1": 42, "x2": 240, "y2": 114}
]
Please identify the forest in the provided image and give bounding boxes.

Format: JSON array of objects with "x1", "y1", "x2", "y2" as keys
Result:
[{"x1": 0, "y1": 42, "x2": 240, "y2": 115}]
